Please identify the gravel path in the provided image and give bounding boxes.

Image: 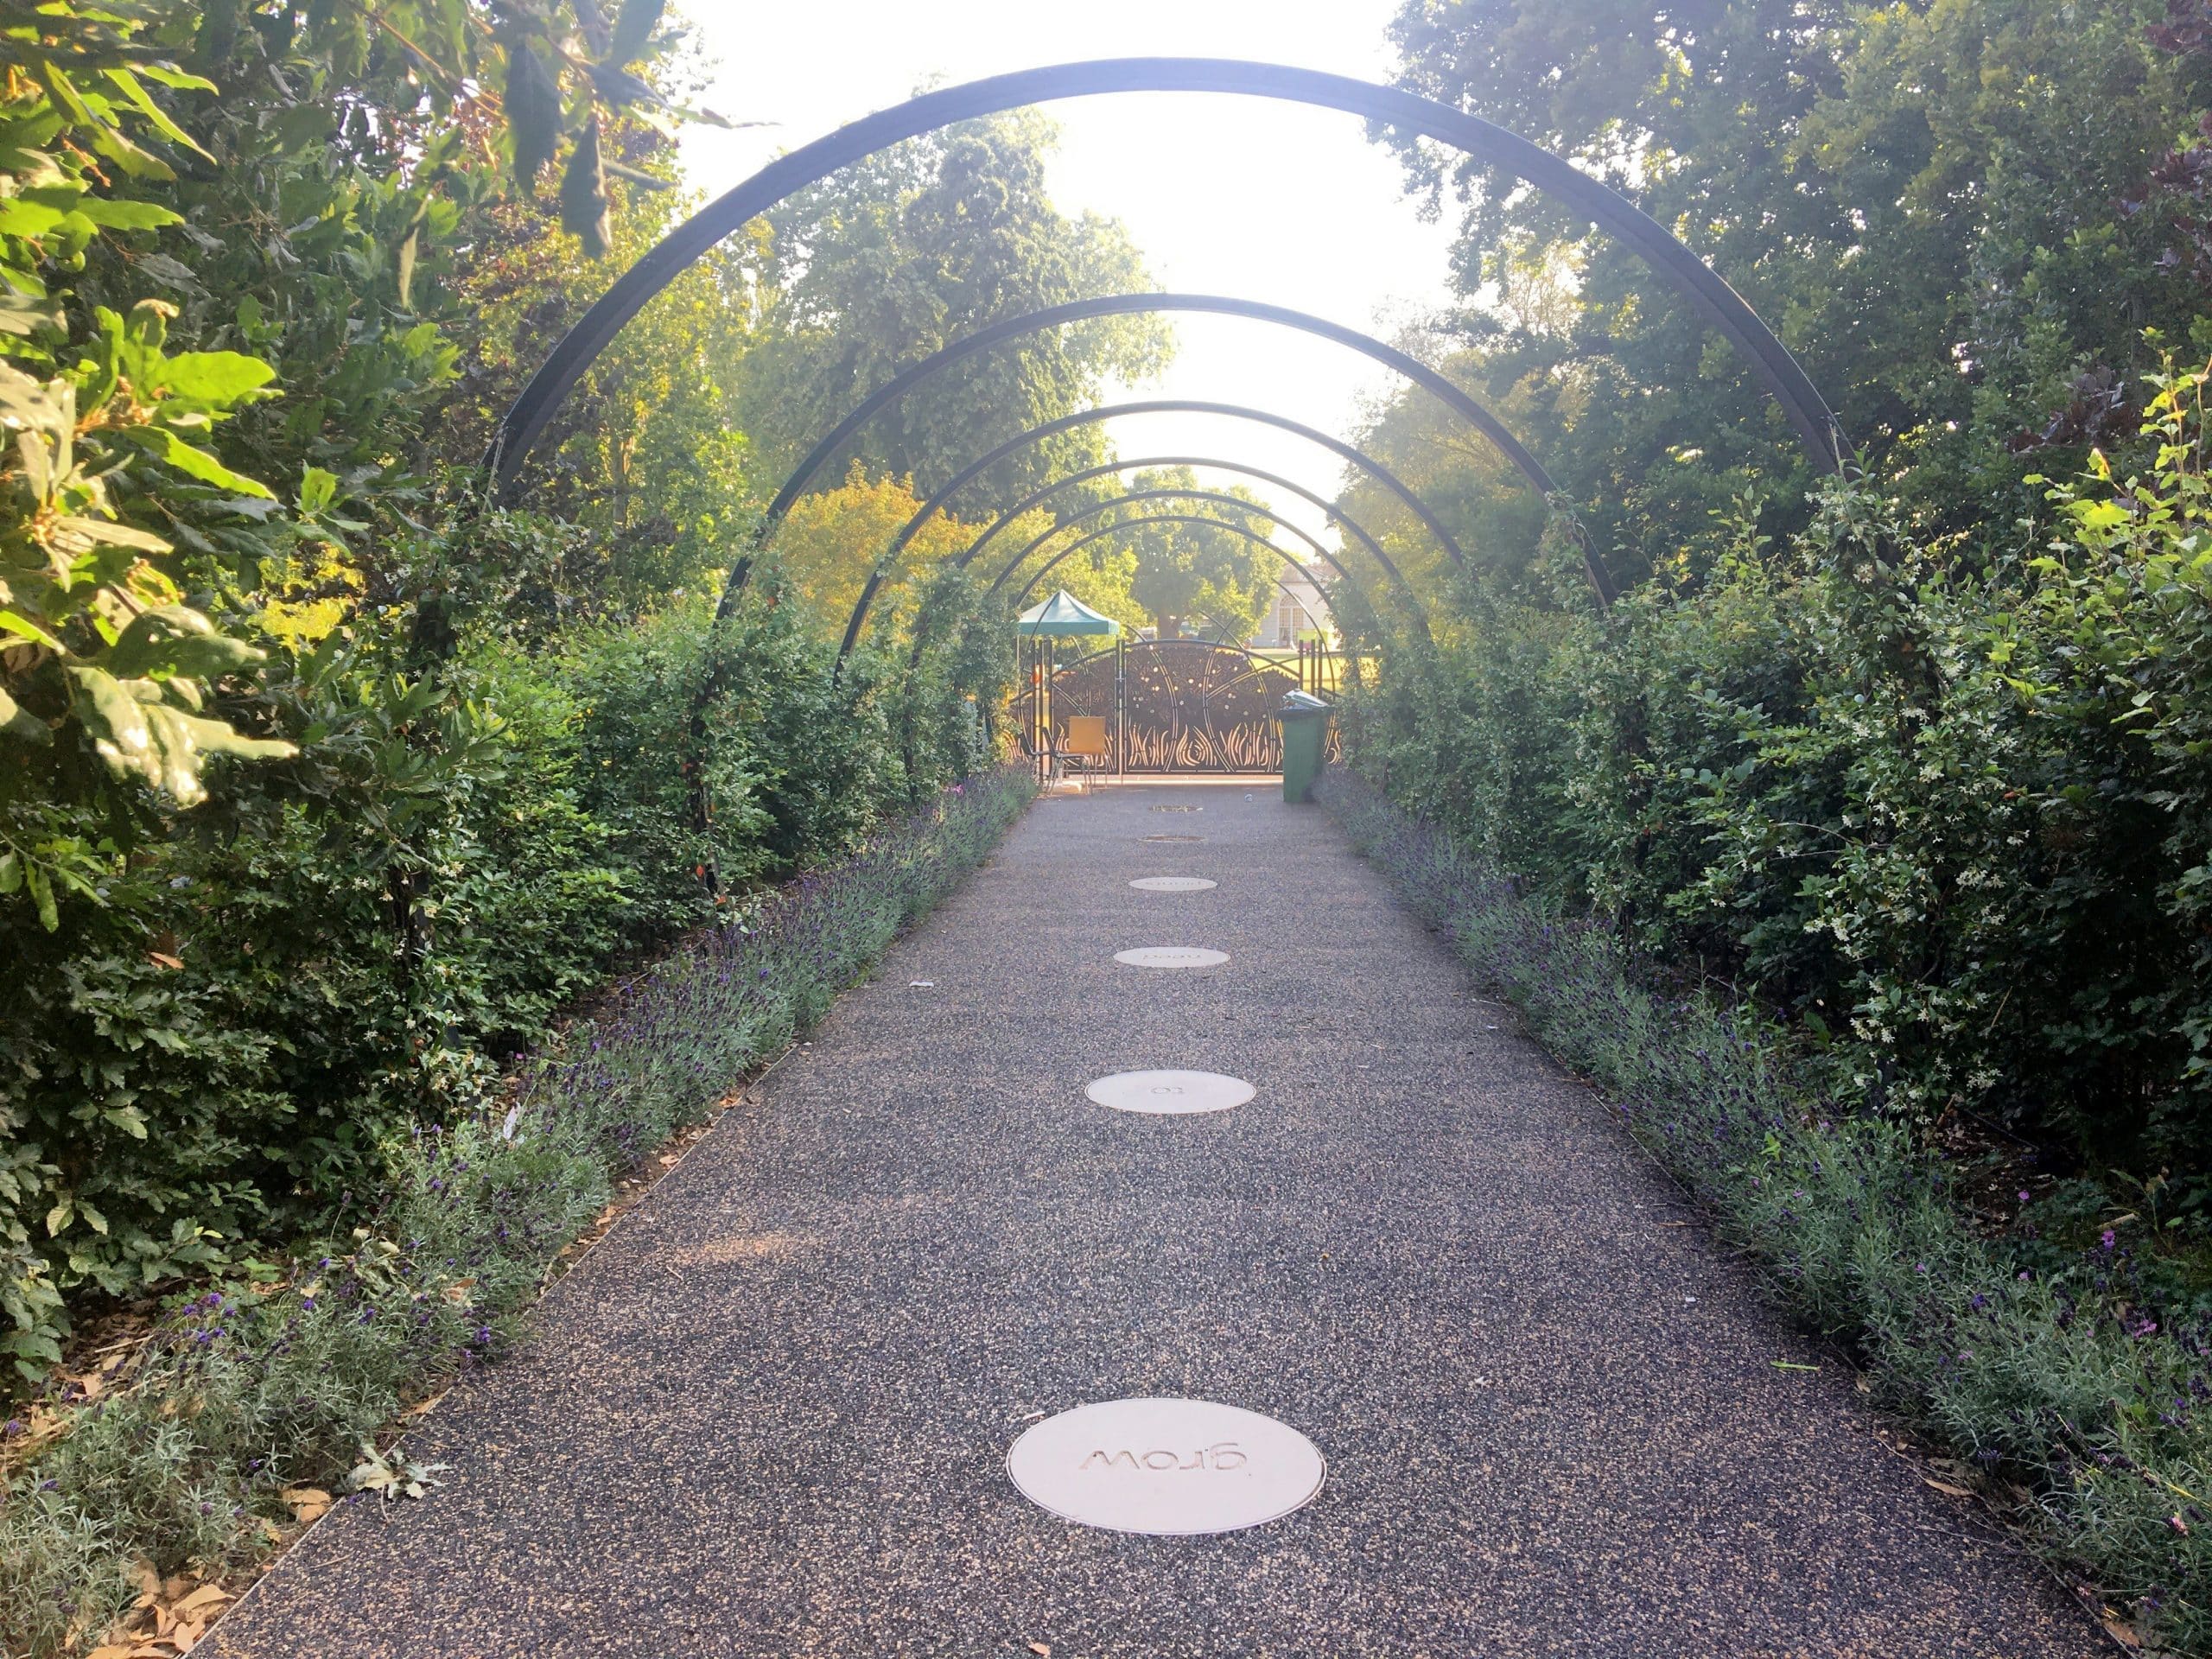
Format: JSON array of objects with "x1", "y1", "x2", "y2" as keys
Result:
[{"x1": 207, "y1": 782, "x2": 2102, "y2": 1658}]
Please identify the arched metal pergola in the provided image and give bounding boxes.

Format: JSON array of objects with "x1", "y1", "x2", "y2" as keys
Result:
[
  {"x1": 489, "y1": 58, "x2": 1844, "y2": 494},
  {"x1": 733, "y1": 292, "x2": 1612, "y2": 604},
  {"x1": 840, "y1": 399, "x2": 1466, "y2": 652},
  {"x1": 982, "y1": 491, "x2": 1408, "y2": 625},
  {"x1": 480, "y1": 56, "x2": 1846, "y2": 823}
]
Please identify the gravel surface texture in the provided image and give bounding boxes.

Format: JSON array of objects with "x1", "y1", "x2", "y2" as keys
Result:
[{"x1": 207, "y1": 782, "x2": 2102, "y2": 1658}]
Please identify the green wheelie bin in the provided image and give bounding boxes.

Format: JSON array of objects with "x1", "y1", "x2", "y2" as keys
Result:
[{"x1": 1278, "y1": 690, "x2": 1332, "y2": 804}]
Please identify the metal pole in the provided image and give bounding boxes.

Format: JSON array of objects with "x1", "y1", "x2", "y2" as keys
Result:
[{"x1": 1116, "y1": 632, "x2": 1125, "y2": 784}]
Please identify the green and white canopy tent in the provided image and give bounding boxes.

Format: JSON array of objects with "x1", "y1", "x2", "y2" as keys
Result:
[
  {"x1": 1015, "y1": 590, "x2": 1124, "y2": 780},
  {"x1": 1015, "y1": 589, "x2": 1122, "y2": 638}
]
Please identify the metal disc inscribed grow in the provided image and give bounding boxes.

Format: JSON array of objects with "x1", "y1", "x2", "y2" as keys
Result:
[
  {"x1": 1007, "y1": 1398, "x2": 1325, "y2": 1535},
  {"x1": 1114, "y1": 946, "x2": 1229, "y2": 969},
  {"x1": 1129, "y1": 876, "x2": 1217, "y2": 893},
  {"x1": 1084, "y1": 1069, "x2": 1252, "y2": 1115}
]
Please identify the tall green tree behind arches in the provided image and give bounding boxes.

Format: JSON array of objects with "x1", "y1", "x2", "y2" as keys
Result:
[
  {"x1": 732, "y1": 111, "x2": 1173, "y2": 511},
  {"x1": 1376, "y1": 0, "x2": 2212, "y2": 575}
]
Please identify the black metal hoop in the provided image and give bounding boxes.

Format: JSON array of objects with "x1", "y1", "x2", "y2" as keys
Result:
[
  {"x1": 487, "y1": 59, "x2": 1843, "y2": 494},
  {"x1": 846, "y1": 452, "x2": 1426, "y2": 658},
  {"x1": 746, "y1": 292, "x2": 1611, "y2": 602},
  {"x1": 836, "y1": 398, "x2": 1465, "y2": 652}
]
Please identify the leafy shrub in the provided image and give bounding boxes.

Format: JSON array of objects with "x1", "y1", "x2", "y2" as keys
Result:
[
  {"x1": 0, "y1": 573, "x2": 1001, "y2": 1382},
  {"x1": 0, "y1": 766, "x2": 1032, "y2": 1659},
  {"x1": 1356, "y1": 362, "x2": 2212, "y2": 1208},
  {"x1": 1323, "y1": 768, "x2": 2212, "y2": 1650}
]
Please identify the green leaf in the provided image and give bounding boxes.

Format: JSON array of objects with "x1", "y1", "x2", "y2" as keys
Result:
[
  {"x1": 298, "y1": 465, "x2": 339, "y2": 514},
  {"x1": 67, "y1": 664, "x2": 151, "y2": 765},
  {"x1": 132, "y1": 426, "x2": 275, "y2": 496},
  {"x1": 76, "y1": 197, "x2": 185, "y2": 231},
  {"x1": 0, "y1": 197, "x2": 67, "y2": 238},
  {"x1": 505, "y1": 42, "x2": 562, "y2": 190},
  {"x1": 0, "y1": 686, "x2": 48, "y2": 745},
  {"x1": 559, "y1": 117, "x2": 611, "y2": 258},
  {"x1": 23, "y1": 861, "x2": 55, "y2": 930},
  {"x1": 86, "y1": 121, "x2": 177, "y2": 182},
  {"x1": 152, "y1": 704, "x2": 294, "y2": 764},
  {"x1": 103, "y1": 605, "x2": 263, "y2": 680},
  {"x1": 159, "y1": 350, "x2": 277, "y2": 407},
  {"x1": 49, "y1": 514, "x2": 172, "y2": 556},
  {"x1": 395, "y1": 221, "x2": 419, "y2": 309},
  {"x1": 133, "y1": 65, "x2": 219, "y2": 95},
  {"x1": 607, "y1": 0, "x2": 664, "y2": 67},
  {"x1": 0, "y1": 292, "x2": 61, "y2": 336},
  {"x1": 43, "y1": 1198, "x2": 71, "y2": 1236},
  {"x1": 0, "y1": 609, "x2": 61, "y2": 650},
  {"x1": 101, "y1": 67, "x2": 214, "y2": 162}
]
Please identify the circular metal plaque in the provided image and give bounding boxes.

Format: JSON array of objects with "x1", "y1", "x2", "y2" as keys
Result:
[
  {"x1": 1007, "y1": 1398, "x2": 1325, "y2": 1535},
  {"x1": 1142, "y1": 834, "x2": 1204, "y2": 843},
  {"x1": 1084, "y1": 1069, "x2": 1253, "y2": 1115},
  {"x1": 1129, "y1": 876, "x2": 1217, "y2": 893},
  {"x1": 1115, "y1": 946, "x2": 1229, "y2": 969}
]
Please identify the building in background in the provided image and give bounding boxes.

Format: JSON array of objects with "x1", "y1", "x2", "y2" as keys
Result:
[{"x1": 1249, "y1": 572, "x2": 1333, "y2": 649}]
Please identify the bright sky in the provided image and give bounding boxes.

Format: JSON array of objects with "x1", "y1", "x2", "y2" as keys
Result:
[{"x1": 677, "y1": 0, "x2": 1459, "y2": 551}]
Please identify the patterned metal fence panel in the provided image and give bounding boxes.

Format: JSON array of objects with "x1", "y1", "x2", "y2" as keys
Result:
[{"x1": 1014, "y1": 641, "x2": 1344, "y2": 774}]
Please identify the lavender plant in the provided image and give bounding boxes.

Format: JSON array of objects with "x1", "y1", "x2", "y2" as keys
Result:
[
  {"x1": 1322, "y1": 766, "x2": 2212, "y2": 1652},
  {"x1": 0, "y1": 766, "x2": 1032, "y2": 1659}
]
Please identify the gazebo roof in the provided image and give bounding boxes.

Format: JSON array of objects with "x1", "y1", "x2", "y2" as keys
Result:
[{"x1": 1015, "y1": 588, "x2": 1122, "y2": 637}]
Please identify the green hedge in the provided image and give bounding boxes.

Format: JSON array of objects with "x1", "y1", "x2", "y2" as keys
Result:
[
  {"x1": 1, "y1": 578, "x2": 1003, "y2": 1382},
  {"x1": 1324, "y1": 767, "x2": 2212, "y2": 1650},
  {"x1": 1349, "y1": 361, "x2": 2212, "y2": 1217},
  {"x1": 0, "y1": 764, "x2": 1032, "y2": 1659}
]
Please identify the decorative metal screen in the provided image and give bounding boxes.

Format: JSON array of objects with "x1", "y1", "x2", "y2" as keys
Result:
[{"x1": 1014, "y1": 640, "x2": 1344, "y2": 773}]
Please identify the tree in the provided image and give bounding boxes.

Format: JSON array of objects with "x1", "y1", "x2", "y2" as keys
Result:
[
  {"x1": 773, "y1": 468, "x2": 976, "y2": 628},
  {"x1": 1374, "y1": 0, "x2": 2212, "y2": 584},
  {"x1": 1075, "y1": 469, "x2": 1276, "y2": 641},
  {"x1": 0, "y1": 0, "x2": 730, "y2": 887},
  {"x1": 732, "y1": 111, "x2": 1173, "y2": 511}
]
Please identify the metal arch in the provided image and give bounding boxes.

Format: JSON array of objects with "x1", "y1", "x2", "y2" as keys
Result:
[
  {"x1": 745, "y1": 292, "x2": 1609, "y2": 598},
  {"x1": 487, "y1": 60, "x2": 1844, "y2": 494},
  {"x1": 837, "y1": 398, "x2": 1463, "y2": 650},
  {"x1": 849, "y1": 452, "x2": 1416, "y2": 658},
  {"x1": 983, "y1": 488, "x2": 1413, "y2": 623},
  {"x1": 1018, "y1": 545, "x2": 1345, "y2": 642},
  {"x1": 1004, "y1": 519, "x2": 1402, "y2": 708},
  {"x1": 1011, "y1": 513, "x2": 1333, "y2": 612},
  {"x1": 959, "y1": 453, "x2": 1409, "y2": 573},
  {"x1": 992, "y1": 498, "x2": 1350, "y2": 611}
]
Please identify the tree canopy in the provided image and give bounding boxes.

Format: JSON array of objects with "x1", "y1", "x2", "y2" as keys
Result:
[{"x1": 732, "y1": 111, "x2": 1173, "y2": 512}]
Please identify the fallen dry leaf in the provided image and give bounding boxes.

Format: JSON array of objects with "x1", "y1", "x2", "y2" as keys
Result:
[
  {"x1": 174, "y1": 1586, "x2": 230, "y2": 1617},
  {"x1": 277, "y1": 1485, "x2": 332, "y2": 1523},
  {"x1": 1028, "y1": 1646, "x2": 1051, "y2": 1656},
  {"x1": 86, "y1": 1646, "x2": 138, "y2": 1659},
  {"x1": 1923, "y1": 1477, "x2": 1974, "y2": 1499}
]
